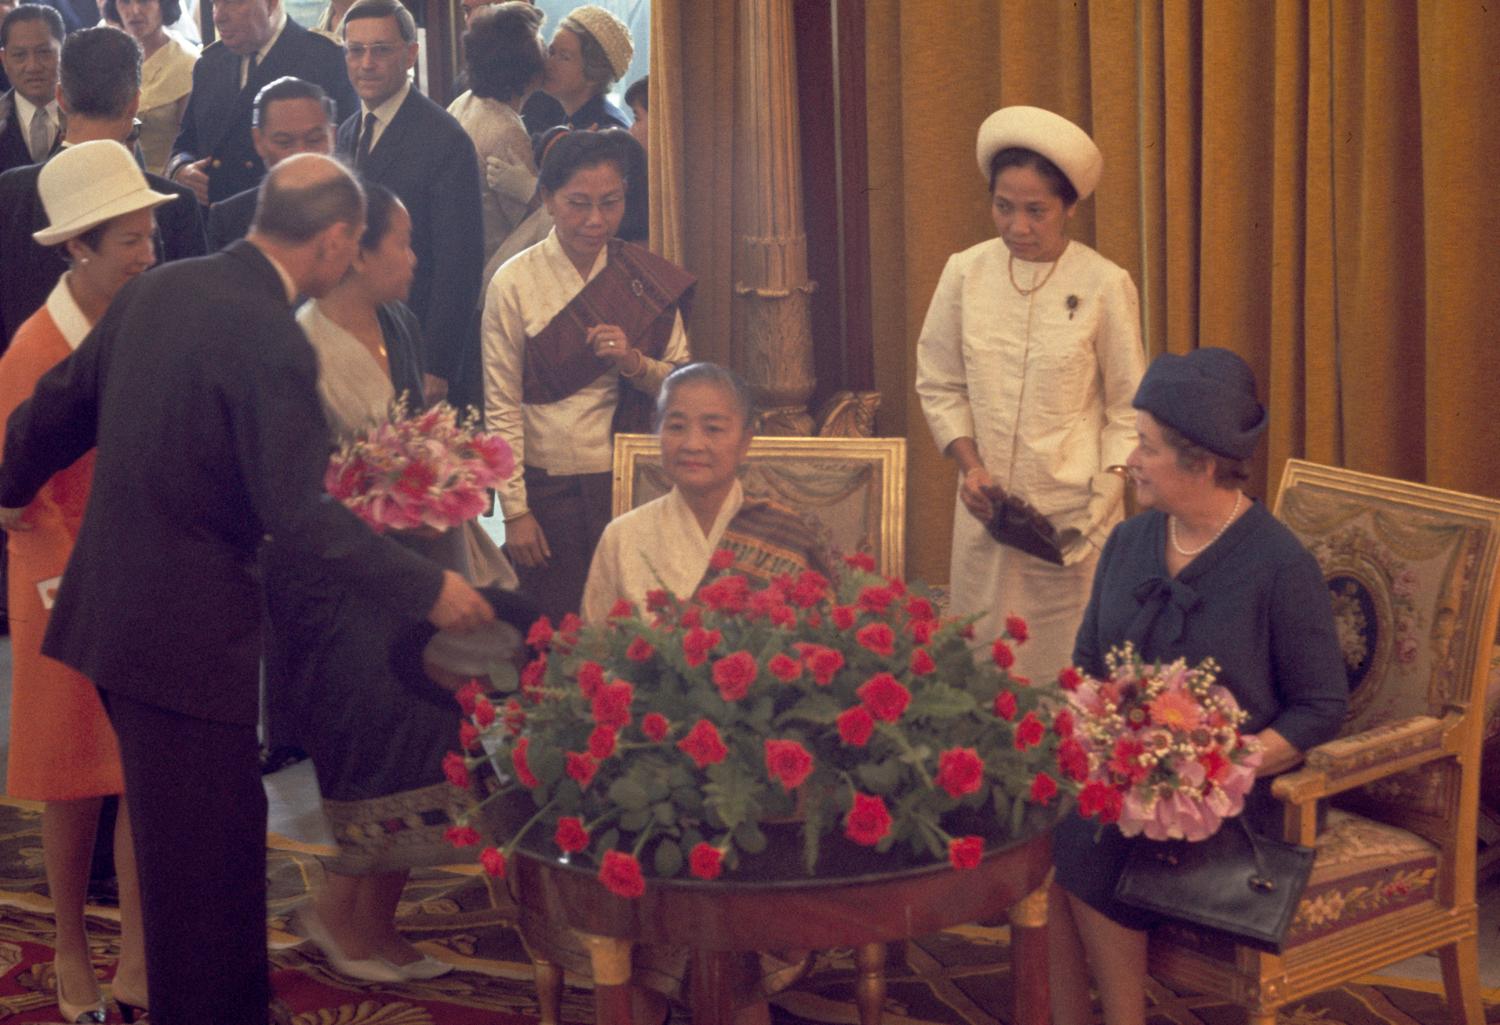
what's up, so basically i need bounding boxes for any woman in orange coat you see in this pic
[0,140,176,1023]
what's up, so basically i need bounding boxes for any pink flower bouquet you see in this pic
[324,401,514,532]
[1064,643,1261,841]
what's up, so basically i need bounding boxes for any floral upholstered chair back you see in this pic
[1274,460,1500,838]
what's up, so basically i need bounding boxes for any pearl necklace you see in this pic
[1169,492,1243,557]
[1007,249,1064,297]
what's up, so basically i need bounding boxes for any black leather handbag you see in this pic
[982,487,1067,565]
[1113,816,1315,952]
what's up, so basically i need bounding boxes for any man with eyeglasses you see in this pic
[207,74,335,248]
[336,0,482,408]
[0,4,64,175]
[0,25,205,348]
[165,0,355,204]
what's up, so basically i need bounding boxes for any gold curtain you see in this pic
[869,0,1500,583]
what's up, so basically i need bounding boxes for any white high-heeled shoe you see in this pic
[292,907,404,984]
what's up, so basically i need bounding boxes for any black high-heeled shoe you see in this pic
[115,997,147,1023]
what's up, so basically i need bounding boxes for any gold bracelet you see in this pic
[502,510,532,524]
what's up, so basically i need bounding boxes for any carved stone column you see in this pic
[732,0,816,436]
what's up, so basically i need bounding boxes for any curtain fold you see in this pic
[867,0,1500,583]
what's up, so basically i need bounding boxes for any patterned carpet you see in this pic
[0,798,1494,1024]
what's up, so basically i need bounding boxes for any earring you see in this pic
[80,257,90,265]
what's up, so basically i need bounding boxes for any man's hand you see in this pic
[173,157,212,205]
[959,466,998,523]
[503,512,550,568]
[0,506,30,531]
[428,570,494,631]
[422,373,449,406]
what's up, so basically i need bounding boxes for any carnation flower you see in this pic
[599,850,646,898]
[909,648,936,676]
[764,739,814,790]
[1004,615,1029,643]
[994,690,1018,721]
[934,747,985,797]
[554,816,589,854]
[948,835,984,870]
[843,552,876,571]
[640,712,670,741]
[682,626,723,667]
[442,751,470,788]
[1029,771,1059,805]
[804,645,845,686]
[711,650,759,702]
[625,636,655,662]
[587,725,617,759]
[526,616,554,649]
[677,719,729,768]
[710,547,736,571]
[768,653,803,682]
[590,679,634,729]
[689,842,724,880]
[566,752,598,788]
[992,639,1015,669]
[856,622,896,657]
[844,792,892,846]
[577,661,605,699]
[836,705,875,746]
[511,736,539,788]
[445,825,481,848]
[1014,712,1046,750]
[479,846,507,878]
[857,673,911,722]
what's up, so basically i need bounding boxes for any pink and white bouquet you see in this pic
[324,401,514,533]
[1063,643,1261,841]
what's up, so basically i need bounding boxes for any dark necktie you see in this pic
[356,111,377,167]
[241,51,258,90]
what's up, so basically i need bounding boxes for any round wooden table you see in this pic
[509,829,1055,1025]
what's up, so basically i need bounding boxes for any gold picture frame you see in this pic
[611,434,907,576]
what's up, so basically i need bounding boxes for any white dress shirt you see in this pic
[12,92,60,159]
[358,79,410,156]
[240,7,287,88]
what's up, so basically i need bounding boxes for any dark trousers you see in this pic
[516,466,613,621]
[102,689,271,1025]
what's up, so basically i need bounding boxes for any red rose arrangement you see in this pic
[324,400,514,533]
[446,555,1075,897]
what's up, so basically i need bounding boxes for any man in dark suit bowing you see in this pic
[166,0,354,205]
[207,74,336,249]
[0,154,495,1025]
[337,0,483,406]
[0,25,206,347]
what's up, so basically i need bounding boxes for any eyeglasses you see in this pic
[345,42,403,60]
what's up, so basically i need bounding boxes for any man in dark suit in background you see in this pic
[0,25,206,347]
[337,0,482,406]
[166,0,354,205]
[207,74,335,249]
[0,4,65,174]
[0,153,494,1025]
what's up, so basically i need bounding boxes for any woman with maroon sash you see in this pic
[481,129,692,619]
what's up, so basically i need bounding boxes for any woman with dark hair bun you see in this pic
[481,126,692,620]
[108,0,198,173]
[448,1,547,269]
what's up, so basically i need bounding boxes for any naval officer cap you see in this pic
[975,105,1103,202]
[1132,347,1268,461]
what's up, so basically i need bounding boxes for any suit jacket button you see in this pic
[211,158,222,167]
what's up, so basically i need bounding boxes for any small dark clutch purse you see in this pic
[982,487,1067,565]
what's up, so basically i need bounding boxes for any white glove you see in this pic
[485,155,537,202]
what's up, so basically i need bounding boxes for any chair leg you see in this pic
[1436,933,1485,1025]
[534,955,564,1025]
[1247,1008,1278,1025]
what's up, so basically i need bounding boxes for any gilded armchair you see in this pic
[1145,459,1500,1025]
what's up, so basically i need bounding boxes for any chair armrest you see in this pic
[1271,712,1461,805]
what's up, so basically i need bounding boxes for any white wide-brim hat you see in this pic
[34,139,178,247]
[561,4,633,81]
[975,105,1103,202]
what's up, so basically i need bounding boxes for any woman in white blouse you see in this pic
[915,106,1145,681]
[109,0,198,174]
[481,129,692,620]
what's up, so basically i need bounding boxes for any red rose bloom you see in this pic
[790,570,830,608]
[992,639,1015,669]
[526,616,554,649]
[443,751,470,788]
[1078,779,1123,822]
[554,816,590,854]
[836,705,875,746]
[857,673,911,722]
[1057,666,1083,691]
[679,606,702,629]
[577,661,605,699]
[764,739,814,790]
[711,650,759,702]
[993,690,1018,721]
[935,746,985,798]
[688,842,724,880]
[856,622,896,657]
[590,679,635,729]
[445,825,481,848]
[1014,712,1045,750]
[768,653,803,683]
[831,605,857,630]
[844,792,892,846]
[455,679,483,715]
[1029,771,1059,805]
[1052,709,1075,739]
[608,598,634,619]
[625,636,655,662]
[479,846,507,877]
[769,604,796,628]
[641,712,670,741]
[677,719,729,768]
[459,722,480,751]
[699,575,750,613]
[682,626,723,667]
[909,619,938,645]
[472,696,496,727]
[1056,737,1089,782]
[511,737,539,788]
[557,612,583,638]
[710,547,736,571]
[905,596,936,621]
[806,646,845,686]
[844,551,876,572]
[1004,615,1029,643]
[599,849,646,898]
[948,835,984,870]
[909,648,936,676]
[857,585,896,614]
[587,725,617,759]
[566,752,598,788]
[645,588,671,612]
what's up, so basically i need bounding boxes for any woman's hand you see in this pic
[503,512,551,568]
[485,155,536,201]
[427,570,495,631]
[588,323,637,366]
